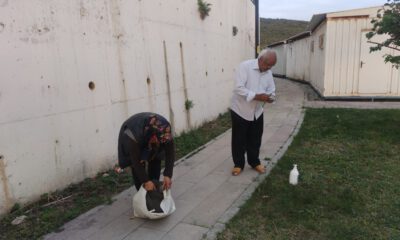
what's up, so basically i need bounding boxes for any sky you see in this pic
[259,0,387,21]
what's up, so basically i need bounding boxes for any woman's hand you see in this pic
[163,176,172,190]
[143,181,156,191]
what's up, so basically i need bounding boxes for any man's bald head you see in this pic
[258,49,277,72]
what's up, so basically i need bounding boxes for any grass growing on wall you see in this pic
[0,112,232,240]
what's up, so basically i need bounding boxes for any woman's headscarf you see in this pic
[143,114,172,149]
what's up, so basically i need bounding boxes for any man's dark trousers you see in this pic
[230,110,263,169]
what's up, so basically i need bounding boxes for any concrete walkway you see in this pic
[43,78,307,240]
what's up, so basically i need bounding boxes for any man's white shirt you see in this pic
[231,59,276,121]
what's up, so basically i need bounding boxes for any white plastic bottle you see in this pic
[289,164,299,185]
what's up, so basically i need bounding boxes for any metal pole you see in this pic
[255,0,260,58]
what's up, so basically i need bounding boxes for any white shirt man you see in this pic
[230,49,277,176]
[231,59,276,121]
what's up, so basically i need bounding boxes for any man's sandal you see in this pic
[254,164,266,174]
[231,167,242,176]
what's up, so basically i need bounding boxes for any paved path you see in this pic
[43,78,307,240]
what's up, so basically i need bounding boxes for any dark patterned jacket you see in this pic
[118,112,175,183]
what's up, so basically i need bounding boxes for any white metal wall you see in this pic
[324,7,400,97]
[324,16,370,96]
[309,23,327,94]
[270,44,286,76]
[286,37,311,81]
[277,6,399,98]
[395,66,400,95]
[0,0,255,215]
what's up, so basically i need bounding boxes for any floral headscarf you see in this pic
[143,115,172,150]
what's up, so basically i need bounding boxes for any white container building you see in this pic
[270,6,400,99]
[268,41,287,77]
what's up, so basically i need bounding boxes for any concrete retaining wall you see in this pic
[0,0,255,215]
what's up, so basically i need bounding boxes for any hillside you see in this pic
[260,18,309,48]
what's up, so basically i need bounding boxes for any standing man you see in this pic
[117,112,175,191]
[230,49,277,176]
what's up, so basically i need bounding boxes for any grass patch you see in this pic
[175,112,231,159]
[218,108,400,240]
[0,112,231,240]
[0,170,131,240]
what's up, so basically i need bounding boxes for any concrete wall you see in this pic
[0,0,255,215]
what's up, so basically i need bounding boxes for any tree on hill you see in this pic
[366,0,400,67]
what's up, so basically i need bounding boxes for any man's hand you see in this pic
[255,93,270,102]
[267,95,275,103]
[144,181,156,191]
[162,176,172,190]
[255,94,275,103]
